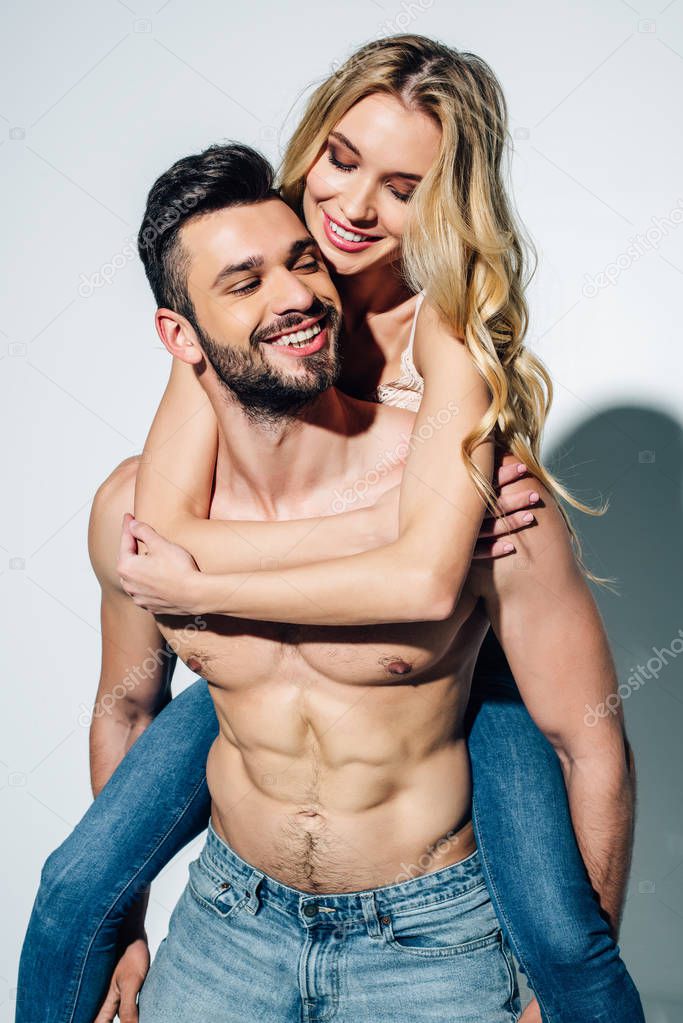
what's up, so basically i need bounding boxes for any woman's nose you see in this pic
[340,180,377,226]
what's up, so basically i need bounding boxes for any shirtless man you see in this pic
[89,145,634,1022]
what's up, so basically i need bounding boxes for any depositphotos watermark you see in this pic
[77,617,207,727]
[584,628,683,726]
[330,400,460,513]
[393,826,466,885]
[330,0,435,76]
[78,234,137,298]
[581,197,683,297]
[78,187,206,298]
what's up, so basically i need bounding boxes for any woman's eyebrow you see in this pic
[329,130,361,157]
[329,130,422,182]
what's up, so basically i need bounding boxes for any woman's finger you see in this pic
[128,519,163,550]
[495,460,529,488]
[472,537,516,560]
[118,514,137,561]
[479,510,536,538]
[492,488,541,516]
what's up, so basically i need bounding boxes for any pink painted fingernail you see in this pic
[503,543,515,553]
[517,464,527,473]
[523,512,535,523]
[529,491,540,502]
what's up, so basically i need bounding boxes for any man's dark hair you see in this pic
[137,142,279,326]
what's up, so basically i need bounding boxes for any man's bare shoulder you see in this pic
[88,455,142,590]
[470,477,583,601]
[340,393,417,477]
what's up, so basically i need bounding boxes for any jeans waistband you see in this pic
[201,819,485,925]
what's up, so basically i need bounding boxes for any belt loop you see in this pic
[360,892,382,939]
[242,868,264,915]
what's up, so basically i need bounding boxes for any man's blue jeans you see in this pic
[138,820,520,1022]
[16,638,644,1023]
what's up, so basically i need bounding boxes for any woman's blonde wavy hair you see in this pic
[278,34,607,580]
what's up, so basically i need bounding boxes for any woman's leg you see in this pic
[16,678,219,1023]
[466,638,644,1023]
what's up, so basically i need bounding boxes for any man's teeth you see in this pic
[271,321,324,347]
[329,219,374,243]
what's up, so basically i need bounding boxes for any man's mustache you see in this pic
[252,301,337,345]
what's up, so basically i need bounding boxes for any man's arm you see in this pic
[472,481,635,935]
[88,456,175,795]
[88,456,175,1023]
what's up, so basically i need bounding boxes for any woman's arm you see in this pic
[135,358,217,521]
[133,361,531,572]
[133,359,399,568]
[127,301,494,626]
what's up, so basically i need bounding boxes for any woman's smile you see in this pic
[321,209,383,252]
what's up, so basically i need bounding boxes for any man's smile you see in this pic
[260,312,330,357]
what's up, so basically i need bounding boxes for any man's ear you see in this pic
[154,309,203,365]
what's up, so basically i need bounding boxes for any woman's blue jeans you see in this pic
[16,636,644,1023]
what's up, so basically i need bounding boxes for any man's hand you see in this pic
[117,513,203,615]
[518,996,543,1023]
[93,938,150,1023]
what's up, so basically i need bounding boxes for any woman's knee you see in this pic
[35,823,130,931]
[35,836,102,923]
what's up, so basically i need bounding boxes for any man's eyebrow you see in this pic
[212,254,263,290]
[212,238,318,290]
[287,237,319,263]
[328,130,422,182]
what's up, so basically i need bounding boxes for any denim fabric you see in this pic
[16,632,644,1023]
[466,663,644,1022]
[138,821,520,1023]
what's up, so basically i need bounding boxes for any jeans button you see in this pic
[303,904,318,917]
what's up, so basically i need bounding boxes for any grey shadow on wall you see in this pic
[547,404,683,1014]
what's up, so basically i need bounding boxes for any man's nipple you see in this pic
[383,658,413,676]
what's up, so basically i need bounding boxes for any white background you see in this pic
[1,1,682,1019]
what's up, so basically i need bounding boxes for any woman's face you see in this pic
[302,93,442,277]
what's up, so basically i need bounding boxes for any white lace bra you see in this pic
[364,290,426,413]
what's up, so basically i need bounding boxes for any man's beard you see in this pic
[196,302,342,425]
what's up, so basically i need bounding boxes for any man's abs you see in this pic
[157,594,488,893]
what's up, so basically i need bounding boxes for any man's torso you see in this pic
[143,401,492,892]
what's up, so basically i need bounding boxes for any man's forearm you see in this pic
[89,708,161,945]
[560,738,636,936]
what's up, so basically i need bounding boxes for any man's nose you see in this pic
[269,268,317,316]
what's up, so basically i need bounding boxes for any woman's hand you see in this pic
[117,513,203,616]
[473,454,542,559]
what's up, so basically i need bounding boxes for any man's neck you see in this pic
[206,381,366,519]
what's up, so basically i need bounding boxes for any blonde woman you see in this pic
[18,36,643,1023]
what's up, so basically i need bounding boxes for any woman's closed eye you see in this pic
[327,146,413,203]
[327,146,356,173]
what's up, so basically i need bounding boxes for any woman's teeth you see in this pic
[329,220,375,243]
[271,322,323,347]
